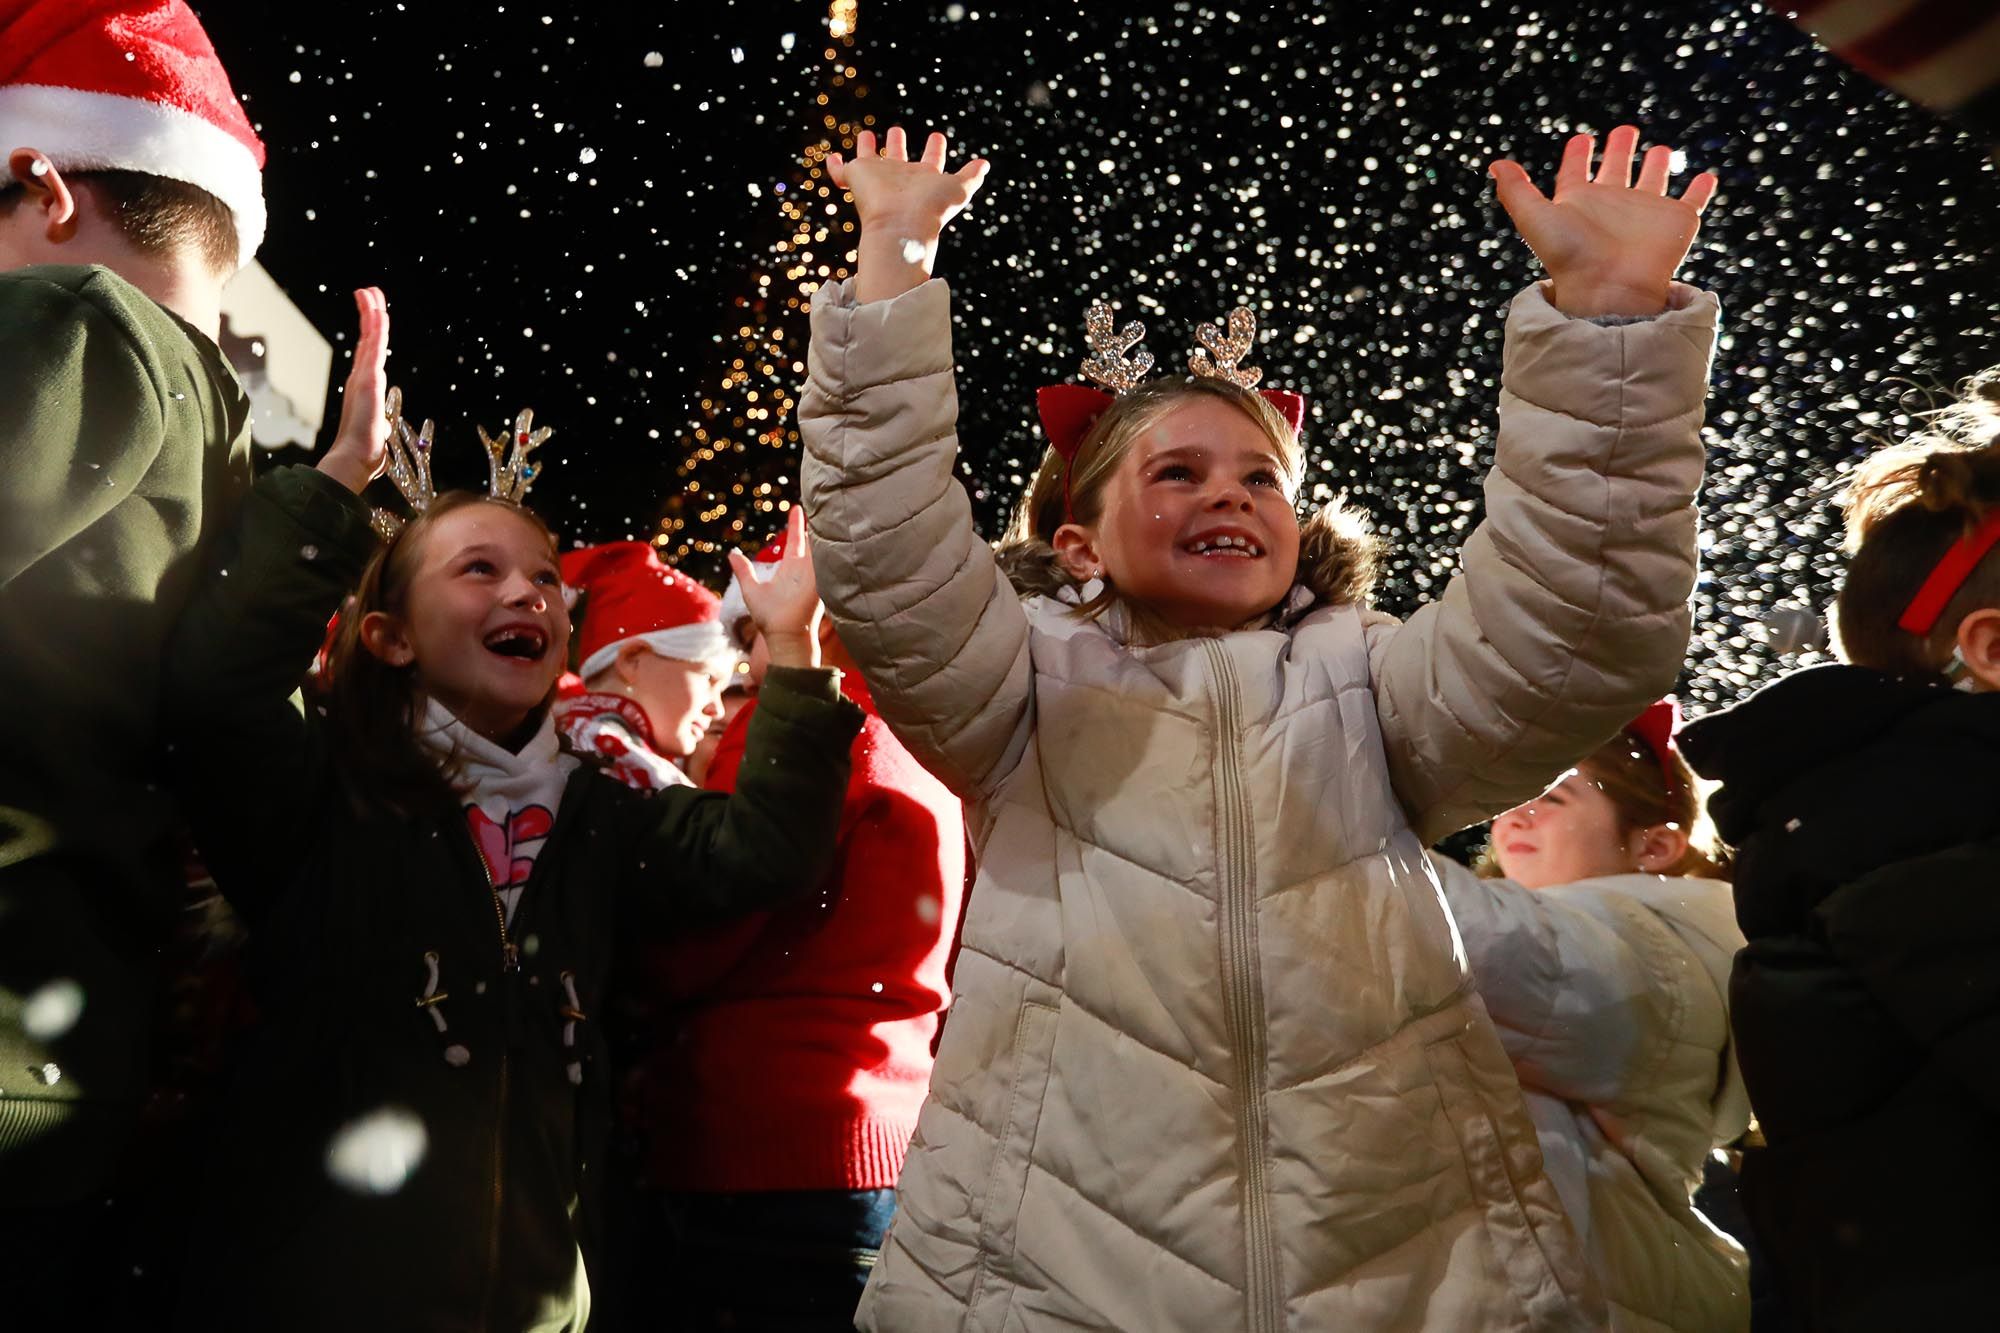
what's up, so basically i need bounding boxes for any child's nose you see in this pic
[1207,479,1254,510]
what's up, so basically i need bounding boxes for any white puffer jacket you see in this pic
[800,276,1718,1331]
[1432,860,1753,1332]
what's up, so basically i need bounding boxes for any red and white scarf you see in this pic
[416,699,579,924]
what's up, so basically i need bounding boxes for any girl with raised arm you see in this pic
[161,294,861,1332]
[802,126,1720,1330]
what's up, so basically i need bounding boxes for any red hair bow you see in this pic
[1626,698,1683,795]
[1035,385,1306,463]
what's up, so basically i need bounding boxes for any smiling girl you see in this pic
[800,124,1720,1331]
[161,292,862,1332]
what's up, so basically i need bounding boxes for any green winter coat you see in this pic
[0,264,251,1197]
[162,466,862,1332]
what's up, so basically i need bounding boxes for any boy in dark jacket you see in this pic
[1679,372,2000,1329]
[0,8,271,1311]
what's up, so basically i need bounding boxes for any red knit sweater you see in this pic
[639,673,964,1192]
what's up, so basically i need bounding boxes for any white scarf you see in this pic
[415,700,580,924]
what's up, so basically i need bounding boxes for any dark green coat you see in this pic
[0,264,251,1196]
[164,467,862,1331]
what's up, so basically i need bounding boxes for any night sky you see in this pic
[195,0,1999,714]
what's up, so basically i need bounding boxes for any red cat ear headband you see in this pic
[1035,304,1308,521]
[1625,698,1683,797]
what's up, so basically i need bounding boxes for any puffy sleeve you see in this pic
[1370,282,1719,842]
[1430,853,1691,1108]
[799,277,1035,798]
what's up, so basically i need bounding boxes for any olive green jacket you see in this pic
[0,264,250,1197]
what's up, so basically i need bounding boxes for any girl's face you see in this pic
[365,504,569,743]
[1064,397,1301,630]
[1490,767,1640,889]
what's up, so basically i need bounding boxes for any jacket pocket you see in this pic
[965,1000,1060,1328]
[1423,1025,1596,1328]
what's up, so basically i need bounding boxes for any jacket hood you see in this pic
[1677,665,2000,844]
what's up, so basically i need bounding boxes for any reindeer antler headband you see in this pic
[1035,302,1308,521]
[369,388,553,539]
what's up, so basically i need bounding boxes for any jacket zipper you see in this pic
[1204,641,1281,1333]
[450,804,539,1324]
[448,772,586,1325]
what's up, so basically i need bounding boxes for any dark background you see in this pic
[196,0,2000,713]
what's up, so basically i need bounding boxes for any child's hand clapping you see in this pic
[317,286,391,494]
[1488,127,1717,318]
[828,127,989,304]
[728,505,824,670]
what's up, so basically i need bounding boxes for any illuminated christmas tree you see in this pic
[653,0,868,578]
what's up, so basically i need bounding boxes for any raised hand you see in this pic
[1488,127,1717,318]
[316,287,391,494]
[728,504,824,670]
[828,126,990,304]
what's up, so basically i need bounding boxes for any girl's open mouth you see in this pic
[1185,534,1265,558]
[483,627,548,661]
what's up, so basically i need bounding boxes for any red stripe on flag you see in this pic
[1845,0,2000,76]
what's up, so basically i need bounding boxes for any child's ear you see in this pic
[1954,608,2000,692]
[613,640,652,685]
[1050,523,1104,582]
[1634,823,1690,875]
[6,149,79,241]
[358,610,416,667]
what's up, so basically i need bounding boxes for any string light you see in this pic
[653,0,869,573]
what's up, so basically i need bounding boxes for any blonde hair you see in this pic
[994,376,1380,623]
[1834,366,2000,675]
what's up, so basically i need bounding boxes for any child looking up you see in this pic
[801,124,1719,1331]
[556,541,740,790]
[160,303,863,1332]
[1678,369,2000,1329]
[1432,707,1751,1332]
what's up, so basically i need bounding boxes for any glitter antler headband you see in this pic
[1079,302,1154,394]
[478,408,551,506]
[1034,302,1310,508]
[369,387,552,539]
[1190,307,1262,389]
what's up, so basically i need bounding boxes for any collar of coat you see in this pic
[1053,579,1321,646]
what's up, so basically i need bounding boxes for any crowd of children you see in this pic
[4,2,1998,1331]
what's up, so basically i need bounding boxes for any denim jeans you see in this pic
[613,1186,897,1332]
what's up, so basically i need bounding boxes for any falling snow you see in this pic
[213,0,1995,714]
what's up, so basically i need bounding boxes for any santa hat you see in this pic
[716,531,789,652]
[0,0,267,269]
[562,542,737,682]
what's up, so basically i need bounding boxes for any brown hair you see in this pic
[1477,728,1727,881]
[1834,367,2000,676]
[0,169,238,274]
[321,492,561,815]
[1583,729,1728,880]
[994,376,1380,626]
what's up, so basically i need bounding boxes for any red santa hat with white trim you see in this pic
[717,530,789,653]
[0,0,267,269]
[562,542,739,682]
